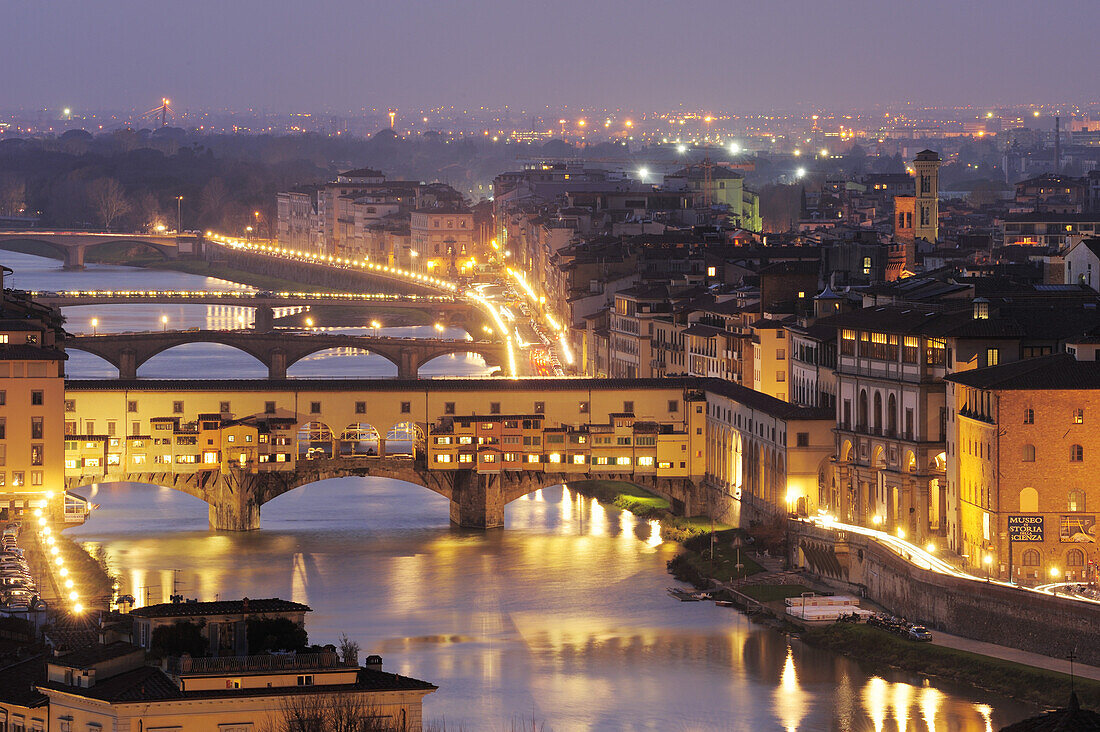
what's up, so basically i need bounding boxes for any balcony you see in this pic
[167,651,351,676]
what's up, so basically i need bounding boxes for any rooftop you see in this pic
[129,598,311,619]
[944,353,1100,390]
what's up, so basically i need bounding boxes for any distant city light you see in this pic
[637,167,649,181]
[728,142,740,154]
[795,167,806,178]
[676,144,687,154]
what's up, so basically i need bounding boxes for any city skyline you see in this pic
[3,0,1098,112]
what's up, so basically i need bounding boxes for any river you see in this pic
[6,251,1034,730]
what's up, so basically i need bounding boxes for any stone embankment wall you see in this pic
[790,521,1100,666]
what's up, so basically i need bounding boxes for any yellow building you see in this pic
[0,274,76,524]
[409,206,476,273]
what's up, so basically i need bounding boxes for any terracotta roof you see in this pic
[129,598,310,619]
[53,642,142,669]
[0,653,48,707]
[944,353,1100,390]
[38,665,435,703]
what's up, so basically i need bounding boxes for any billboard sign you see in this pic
[1008,515,1044,542]
[1059,514,1097,543]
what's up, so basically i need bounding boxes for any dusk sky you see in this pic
[3,0,1097,113]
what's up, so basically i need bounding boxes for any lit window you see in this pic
[458,453,473,463]
[482,453,497,463]
[435,454,452,463]
[616,457,631,466]
[527,454,541,463]
[64,459,77,469]
[548,453,562,463]
[637,456,654,466]
[203,451,218,464]
[572,454,585,464]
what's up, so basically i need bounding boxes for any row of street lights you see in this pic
[89,315,170,335]
[34,505,84,614]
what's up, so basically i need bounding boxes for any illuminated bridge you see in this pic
[31,290,466,310]
[61,377,833,531]
[66,330,509,379]
[0,231,201,269]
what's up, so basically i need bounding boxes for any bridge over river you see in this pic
[66,330,509,378]
[0,231,201,268]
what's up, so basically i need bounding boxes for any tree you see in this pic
[260,693,402,732]
[247,617,308,654]
[150,620,207,658]
[0,174,25,217]
[87,178,132,229]
[338,633,361,666]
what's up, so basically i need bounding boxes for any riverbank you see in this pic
[799,622,1089,710]
[566,479,728,542]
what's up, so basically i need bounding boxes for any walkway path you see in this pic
[931,629,1100,681]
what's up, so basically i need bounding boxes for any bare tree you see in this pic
[87,178,132,230]
[339,633,361,666]
[200,177,231,227]
[260,693,403,732]
[0,174,25,217]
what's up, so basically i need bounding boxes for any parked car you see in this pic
[908,626,933,642]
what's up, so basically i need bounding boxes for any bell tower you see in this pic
[912,149,941,243]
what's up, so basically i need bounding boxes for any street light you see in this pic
[175,196,183,233]
[90,318,98,335]
[160,315,168,331]
[984,553,993,582]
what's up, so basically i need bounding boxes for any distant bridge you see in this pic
[66,330,508,379]
[0,231,201,269]
[32,290,473,329]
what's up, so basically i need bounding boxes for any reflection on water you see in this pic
[69,481,1032,730]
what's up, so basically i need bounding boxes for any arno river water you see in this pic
[6,251,1033,730]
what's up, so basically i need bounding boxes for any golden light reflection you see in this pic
[534,488,544,502]
[618,509,635,548]
[974,703,993,732]
[892,680,913,732]
[865,676,888,732]
[291,552,309,606]
[646,519,663,548]
[589,497,606,536]
[775,645,806,732]
[920,684,944,732]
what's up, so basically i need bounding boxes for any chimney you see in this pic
[364,654,383,672]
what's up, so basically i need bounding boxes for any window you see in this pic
[1068,548,1085,567]
[435,436,453,445]
[1022,444,1035,462]
[623,401,634,413]
[297,675,314,686]
[132,421,140,435]
[1069,490,1085,512]
[31,417,42,440]
[616,457,631,466]
[219,401,230,413]
[1074,409,1084,424]
[445,402,455,415]
[616,437,631,446]
[173,401,184,414]
[30,445,42,466]
[458,453,473,463]
[776,371,785,382]
[776,349,785,360]
[668,400,678,413]
[11,471,24,486]
[29,391,43,406]
[482,454,497,463]
[986,348,999,366]
[579,401,590,414]
[401,401,411,414]
[30,471,41,486]
[64,398,74,412]
[127,400,138,413]
[107,421,116,436]
[637,456,654,466]
[1024,408,1034,424]
[796,432,809,447]
[1071,444,1084,462]
[458,436,473,445]
[572,454,586,464]
[548,453,561,463]
[355,401,366,414]
[1022,549,1040,567]
[265,401,276,414]
[310,402,321,414]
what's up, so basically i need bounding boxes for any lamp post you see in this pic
[90,318,98,336]
[160,315,168,332]
[984,553,993,582]
[175,196,183,234]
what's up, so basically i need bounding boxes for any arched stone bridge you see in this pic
[64,456,693,531]
[66,330,507,378]
[0,231,200,269]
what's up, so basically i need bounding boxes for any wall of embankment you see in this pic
[789,521,1100,666]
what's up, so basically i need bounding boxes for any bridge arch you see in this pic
[339,423,381,456]
[297,421,337,459]
[0,237,70,262]
[285,347,398,379]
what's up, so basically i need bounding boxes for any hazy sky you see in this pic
[3,0,1096,113]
